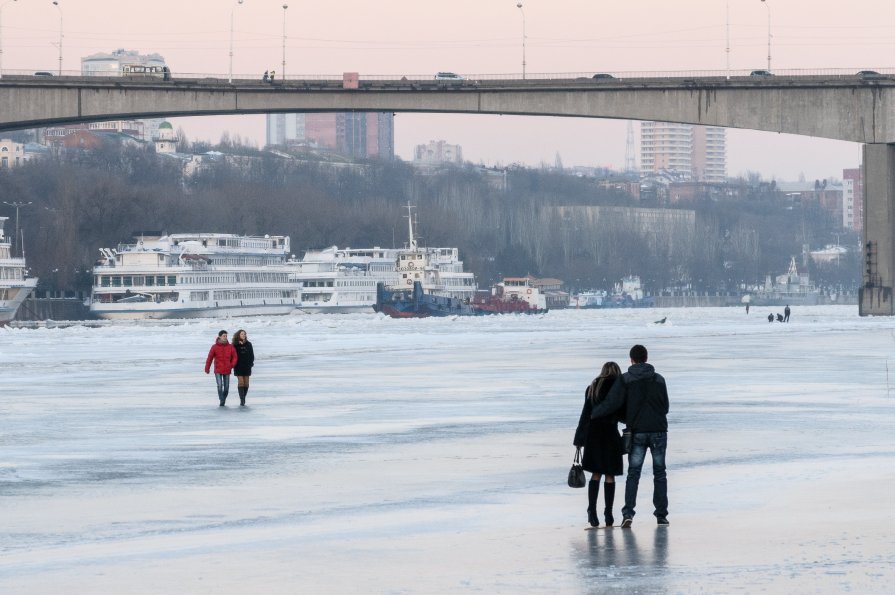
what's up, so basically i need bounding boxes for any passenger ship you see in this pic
[288,206,477,313]
[0,217,38,324]
[90,232,300,319]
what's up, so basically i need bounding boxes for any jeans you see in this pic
[622,432,668,519]
[215,373,230,402]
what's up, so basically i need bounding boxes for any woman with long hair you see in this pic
[231,329,255,407]
[573,361,624,527]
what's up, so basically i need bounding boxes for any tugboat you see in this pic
[374,277,548,318]
[373,281,473,318]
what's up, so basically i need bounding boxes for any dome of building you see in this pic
[158,121,173,130]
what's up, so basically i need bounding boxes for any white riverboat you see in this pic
[288,206,477,313]
[90,232,300,319]
[0,216,38,324]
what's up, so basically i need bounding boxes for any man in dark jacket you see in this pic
[590,344,669,527]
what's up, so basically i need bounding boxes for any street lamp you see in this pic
[228,0,244,83]
[3,200,31,256]
[760,0,771,71]
[516,2,526,80]
[0,0,18,80]
[52,0,62,76]
[281,3,288,80]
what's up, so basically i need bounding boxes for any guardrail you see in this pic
[2,67,894,82]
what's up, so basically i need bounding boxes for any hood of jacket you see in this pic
[626,362,655,381]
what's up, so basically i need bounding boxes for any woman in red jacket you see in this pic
[205,330,238,406]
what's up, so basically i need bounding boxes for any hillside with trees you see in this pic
[0,142,859,295]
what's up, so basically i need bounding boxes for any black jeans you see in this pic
[622,432,668,519]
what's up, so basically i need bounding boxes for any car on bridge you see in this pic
[434,72,465,81]
[857,70,883,80]
[591,73,615,80]
[749,69,774,77]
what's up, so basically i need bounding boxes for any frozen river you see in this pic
[2,306,895,593]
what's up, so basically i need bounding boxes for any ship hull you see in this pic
[92,301,297,320]
[0,279,38,324]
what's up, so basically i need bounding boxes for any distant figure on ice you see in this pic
[205,330,237,407]
[768,313,774,323]
[573,361,624,528]
[745,303,750,314]
[654,316,667,324]
[776,313,784,322]
[262,70,269,83]
[784,305,791,322]
[232,329,255,407]
[590,344,670,528]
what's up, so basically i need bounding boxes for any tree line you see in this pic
[0,141,859,294]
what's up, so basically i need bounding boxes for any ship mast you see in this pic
[405,202,417,251]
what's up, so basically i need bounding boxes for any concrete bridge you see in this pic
[2,73,894,314]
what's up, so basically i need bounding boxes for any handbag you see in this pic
[622,428,633,455]
[567,447,586,488]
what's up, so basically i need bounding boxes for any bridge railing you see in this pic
[2,67,894,82]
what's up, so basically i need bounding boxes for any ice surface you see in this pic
[2,306,895,593]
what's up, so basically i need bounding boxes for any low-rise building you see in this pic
[0,139,28,168]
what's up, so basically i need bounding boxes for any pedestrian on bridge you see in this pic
[262,70,269,83]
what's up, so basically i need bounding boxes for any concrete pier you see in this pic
[860,144,895,315]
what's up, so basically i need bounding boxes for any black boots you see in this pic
[238,386,248,406]
[587,479,600,527]
[603,482,616,527]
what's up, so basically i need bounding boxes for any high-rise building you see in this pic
[265,113,394,160]
[843,167,863,231]
[414,140,463,164]
[640,122,726,182]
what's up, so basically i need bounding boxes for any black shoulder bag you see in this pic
[567,447,586,488]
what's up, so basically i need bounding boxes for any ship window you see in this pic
[167,276,177,285]
[122,276,133,287]
[100,276,110,287]
[156,275,165,286]
[132,276,143,285]
[111,276,122,287]
[145,276,154,286]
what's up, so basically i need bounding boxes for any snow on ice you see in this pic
[2,306,895,593]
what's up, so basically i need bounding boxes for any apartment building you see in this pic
[640,122,726,182]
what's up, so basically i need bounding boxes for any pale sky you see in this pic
[3,0,892,179]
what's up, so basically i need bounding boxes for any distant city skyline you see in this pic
[1,0,888,178]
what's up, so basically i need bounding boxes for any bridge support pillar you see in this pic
[860,144,895,316]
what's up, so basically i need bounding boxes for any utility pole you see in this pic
[281,3,288,80]
[3,200,31,256]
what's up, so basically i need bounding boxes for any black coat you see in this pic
[573,376,624,476]
[591,363,669,433]
[233,340,255,376]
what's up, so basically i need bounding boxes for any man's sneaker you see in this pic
[620,517,633,528]
[657,516,669,526]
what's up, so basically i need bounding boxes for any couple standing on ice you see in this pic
[573,344,670,528]
[204,329,255,407]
